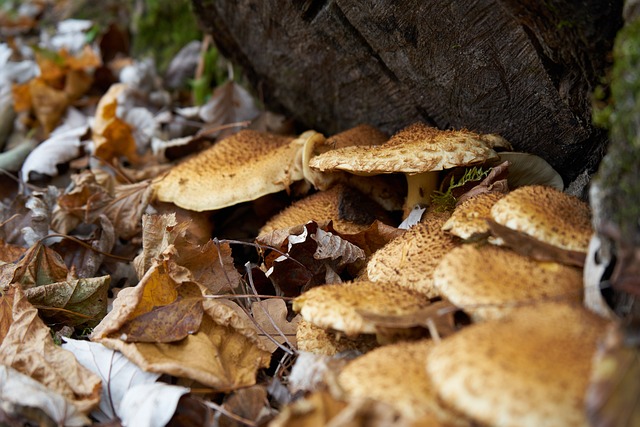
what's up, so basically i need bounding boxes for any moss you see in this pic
[132,0,202,73]
[430,166,490,212]
[593,18,640,243]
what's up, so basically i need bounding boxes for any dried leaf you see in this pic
[93,293,271,390]
[251,299,299,353]
[28,78,69,135]
[61,338,161,423]
[0,240,26,263]
[198,81,260,136]
[0,365,91,427]
[0,285,101,413]
[92,83,138,163]
[269,391,348,427]
[220,385,271,427]
[24,275,110,327]
[329,220,404,258]
[12,243,69,289]
[117,383,190,427]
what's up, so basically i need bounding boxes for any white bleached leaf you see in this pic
[61,338,161,423]
[199,80,260,130]
[0,365,91,427]
[118,383,190,427]
[44,19,93,53]
[21,112,88,181]
[121,107,158,151]
[398,206,426,229]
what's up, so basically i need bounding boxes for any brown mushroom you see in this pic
[441,192,504,239]
[426,302,608,427]
[258,184,393,236]
[432,244,583,321]
[309,122,511,215]
[296,318,378,356]
[366,212,458,298]
[153,129,307,211]
[292,281,432,336]
[490,185,592,252]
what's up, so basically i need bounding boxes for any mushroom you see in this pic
[337,340,469,425]
[490,185,592,252]
[258,183,394,236]
[302,125,405,211]
[292,281,432,336]
[441,192,504,240]
[432,244,583,321]
[152,129,307,211]
[366,212,459,298]
[309,122,511,215]
[426,302,607,427]
[296,318,377,356]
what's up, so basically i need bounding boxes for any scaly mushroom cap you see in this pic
[442,192,504,239]
[338,340,469,424]
[323,124,388,149]
[490,185,592,252]
[366,212,458,297]
[258,184,393,236]
[153,130,305,211]
[433,244,583,321]
[296,318,378,356]
[426,302,607,427]
[309,122,502,175]
[292,281,432,336]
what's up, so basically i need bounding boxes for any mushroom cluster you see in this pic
[151,122,609,426]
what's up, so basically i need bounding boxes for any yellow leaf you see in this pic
[92,83,138,163]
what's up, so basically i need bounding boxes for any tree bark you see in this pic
[191,0,622,185]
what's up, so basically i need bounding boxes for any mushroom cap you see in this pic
[309,122,501,175]
[323,124,388,149]
[432,244,583,321]
[292,281,432,336]
[258,184,393,236]
[338,340,468,424]
[426,302,607,427]
[366,212,458,298]
[490,185,592,252]
[296,318,378,356]
[153,130,305,211]
[442,192,504,239]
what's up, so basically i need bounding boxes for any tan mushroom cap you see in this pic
[296,318,378,356]
[258,184,393,236]
[366,212,458,298]
[426,302,607,427]
[442,192,504,239]
[324,124,389,149]
[433,244,583,321]
[309,122,502,175]
[490,185,592,252]
[338,340,469,425]
[153,129,305,211]
[292,281,432,336]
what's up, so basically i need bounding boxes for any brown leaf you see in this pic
[0,285,101,413]
[0,240,26,263]
[219,386,270,427]
[93,298,271,391]
[328,220,404,258]
[24,276,110,327]
[92,83,138,163]
[269,391,347,427]
[12,243,69,289]
[251,299,299,353]
[487,220,586,267]
[119,296,204,343]
[29,78,69,135]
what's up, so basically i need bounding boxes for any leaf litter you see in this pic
[0,2,623,426]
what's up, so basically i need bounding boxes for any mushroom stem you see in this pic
[404,172,439,217]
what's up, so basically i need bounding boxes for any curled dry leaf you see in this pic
[219,385,271,427]
[92,260,271,390]
[251,298,299,353]
[92,83,138,163]
[12,242,69,289]
[0,285,101,413]
[61,337,161,423]
[0,365,91,427]
[134,213,240,293]
[262,221,366,297]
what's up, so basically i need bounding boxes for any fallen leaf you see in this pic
[12,242,69,289]
[0,240,26,263]
[197,80,260,137]
[61,337,161,423]
[92,83,138,163]
[0,365,91,427]
[24,275,110,327]
[118,383,190,427]
[269,391,347,427]
[28,78,69,135]
[251,299,299,353]
[219,385,271,427]
[0,285,101,413]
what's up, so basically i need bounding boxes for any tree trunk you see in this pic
[191,0,622,186]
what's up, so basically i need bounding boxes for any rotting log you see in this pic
[191,0,622,187]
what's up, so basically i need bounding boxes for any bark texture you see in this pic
[191,0,622,184]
